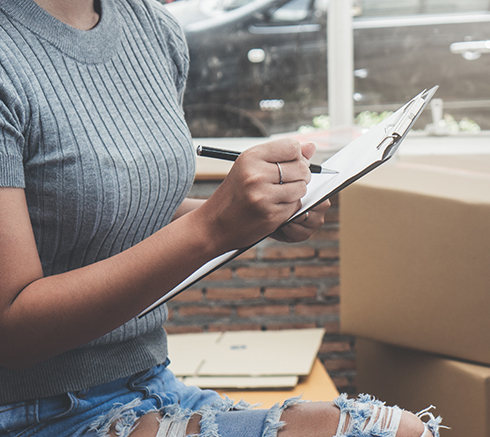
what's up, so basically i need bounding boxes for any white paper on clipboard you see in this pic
[138,86,438,317]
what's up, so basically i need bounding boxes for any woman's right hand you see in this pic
[195,138,312,252]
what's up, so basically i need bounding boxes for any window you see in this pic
[423,0,490,14]
[359,0,420,17]
[358,0,490,17]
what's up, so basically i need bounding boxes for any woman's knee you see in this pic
[278,401,341,436]
[105,412,161,437]
[397,411,431,437]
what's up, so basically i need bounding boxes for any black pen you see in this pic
[196,145,338,175]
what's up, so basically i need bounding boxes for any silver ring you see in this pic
[276,162,283,185]
[302,211,309,223]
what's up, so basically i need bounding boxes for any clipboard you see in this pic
[139,86,438,317]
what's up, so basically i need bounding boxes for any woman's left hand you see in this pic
[269,198,331,243]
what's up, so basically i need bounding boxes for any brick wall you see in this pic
[165,185,357,394]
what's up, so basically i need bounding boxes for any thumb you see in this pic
[301,142,317,160]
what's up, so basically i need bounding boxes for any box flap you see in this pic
[167,329,325,379]
[180,375,299,389]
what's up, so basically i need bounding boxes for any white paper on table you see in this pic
[139,86,438,317]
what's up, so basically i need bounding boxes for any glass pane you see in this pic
[360,0,421,17]
[424,0,490,14]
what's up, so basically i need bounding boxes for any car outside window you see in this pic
[200,0,254,14]
[270,0,311,23]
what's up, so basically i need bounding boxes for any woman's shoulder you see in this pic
[122,0,189,90]
[125,0,186,41]
[123,0,188,64]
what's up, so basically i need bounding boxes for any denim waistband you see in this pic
[0,360,171,435]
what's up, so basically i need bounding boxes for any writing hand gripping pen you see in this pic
[196,145,338,175]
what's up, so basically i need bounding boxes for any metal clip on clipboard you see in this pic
[376,88,436,161]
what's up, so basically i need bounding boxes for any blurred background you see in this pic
[163,0,490,137]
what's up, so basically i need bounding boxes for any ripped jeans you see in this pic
[0,361,443,437]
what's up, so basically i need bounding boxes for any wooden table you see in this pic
[216,359,339,408]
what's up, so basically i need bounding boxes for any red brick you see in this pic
[262,246,315,260]
[265,322,317,330]
[320,284,340,298]
[202,268,233,281]
[237,305,290,318]
[318,246,339,259]
[310,229,339,241]
[294,265,339,278]
[208,324,262,332]
[332,376,350,389]
[294,303,339,316]
[264,286,317,300]
[319,341,351,354]
[164,325,204,334]
[235,248,258,260]
[235,266,290,279]
[322,321,340,334]
[323,359,357,372]
[324,208,339,223]
[178,306,232,317]
[171,289,203,302]
[206,287,261,300]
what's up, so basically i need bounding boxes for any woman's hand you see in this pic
[269,199,331,243]
[269,141,331,242]
[195,138,312,252]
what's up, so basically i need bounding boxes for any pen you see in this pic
[196,145,338,175]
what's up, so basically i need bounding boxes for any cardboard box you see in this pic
[355,338,490,437]
[167,329,325,388]
[340,155,490,365]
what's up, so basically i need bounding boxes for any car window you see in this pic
[269,0,311,22]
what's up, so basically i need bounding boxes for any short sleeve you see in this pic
[151,1,190,104]
[0,65,26,188]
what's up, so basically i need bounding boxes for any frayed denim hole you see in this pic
[193,396,257,437]
[196,404,220,437]
[156,414,191,437]
[415,406,447,437]
[261,395,307,437]
[333,394,403,437]
[89,398,141,437]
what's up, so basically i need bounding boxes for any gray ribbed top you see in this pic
[0,0,194,403]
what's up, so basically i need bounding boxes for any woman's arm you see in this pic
[171,198,206,221]
[0,138,319,370]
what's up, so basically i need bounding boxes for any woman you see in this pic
[0,0,442,436]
